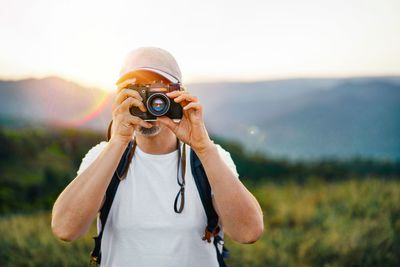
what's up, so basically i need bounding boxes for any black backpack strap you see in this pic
[190,148,229,267]
[89,139,135,265]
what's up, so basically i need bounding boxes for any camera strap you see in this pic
[174,138,186,213]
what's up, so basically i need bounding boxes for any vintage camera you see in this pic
[126,82,183,121]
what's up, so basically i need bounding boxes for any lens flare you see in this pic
[50,91,112,128]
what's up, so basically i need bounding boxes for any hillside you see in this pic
[0,76,399,160]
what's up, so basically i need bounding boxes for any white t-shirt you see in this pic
[77,140,240,267]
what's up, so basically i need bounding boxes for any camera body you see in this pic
[126,82,183,121]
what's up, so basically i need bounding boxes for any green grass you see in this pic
[0,212,96,267]
[1,178,400,267]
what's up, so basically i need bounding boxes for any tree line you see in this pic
[0,127,399,214]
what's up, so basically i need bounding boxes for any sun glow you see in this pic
[0,0,399,91]
[49,91,113,128]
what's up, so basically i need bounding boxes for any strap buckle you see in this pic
[89,255,99,265]
[202,226,220,243]
[214,235,224,246]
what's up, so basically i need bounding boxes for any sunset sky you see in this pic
[0,0,399,91]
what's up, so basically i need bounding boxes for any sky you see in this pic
[0,0,399,91]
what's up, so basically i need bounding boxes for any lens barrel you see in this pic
[146,93,171,117]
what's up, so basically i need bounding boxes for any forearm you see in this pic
[51,138,127,241]
[194,142,264,243]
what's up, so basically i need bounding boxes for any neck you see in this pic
[135,128,178,155]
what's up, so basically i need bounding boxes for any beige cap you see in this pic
[116,47,182,84]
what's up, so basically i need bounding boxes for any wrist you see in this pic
[193,139,217,158]
[109,136,132,148]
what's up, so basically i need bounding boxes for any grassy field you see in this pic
[1,178,399,267]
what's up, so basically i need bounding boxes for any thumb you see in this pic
[157,116,178,132]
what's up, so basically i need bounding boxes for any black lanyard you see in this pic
[126,136,186,213]
[174,138,186,213]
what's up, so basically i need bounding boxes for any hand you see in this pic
[157,90,214,153]
[110,82,152,145]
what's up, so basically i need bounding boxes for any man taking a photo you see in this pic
[51,47,264,266]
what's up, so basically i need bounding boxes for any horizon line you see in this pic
[0,72,400,91]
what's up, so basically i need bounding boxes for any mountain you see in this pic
[190,78,400,159]
[0,76,113,130]
[0,76,399,160]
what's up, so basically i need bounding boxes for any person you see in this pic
[51,47,264,266]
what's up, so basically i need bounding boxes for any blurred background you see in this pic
[0,0,399,266]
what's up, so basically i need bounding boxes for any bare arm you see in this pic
[51,139,128,241]
[196,143,264,244]
[51,80,152,242]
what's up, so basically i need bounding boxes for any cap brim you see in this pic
[116,67,179,85]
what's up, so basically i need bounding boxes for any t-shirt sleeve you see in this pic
[211,144,240,197]
[216,144,240,179]
[76,141,108,176]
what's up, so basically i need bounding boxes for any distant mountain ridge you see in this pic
[0,76,399,160]
[0,76,113,130]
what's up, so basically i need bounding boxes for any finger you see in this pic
[174,93,198,104]
[115,95,146,113]
[115,89,143,105]
[114,97,145,115]
[116,78,137,91]
[156,116,178,132]
[166,90,188,98]
[183,102,202,111]
[126,114,152,128]
[119,96,146,113]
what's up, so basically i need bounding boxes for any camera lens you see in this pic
[152,98,165,112]
[146,93,170,116]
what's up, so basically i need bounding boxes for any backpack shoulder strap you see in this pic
[190,147,229,267]
[90,140,134,265]
[190,148,219,233]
